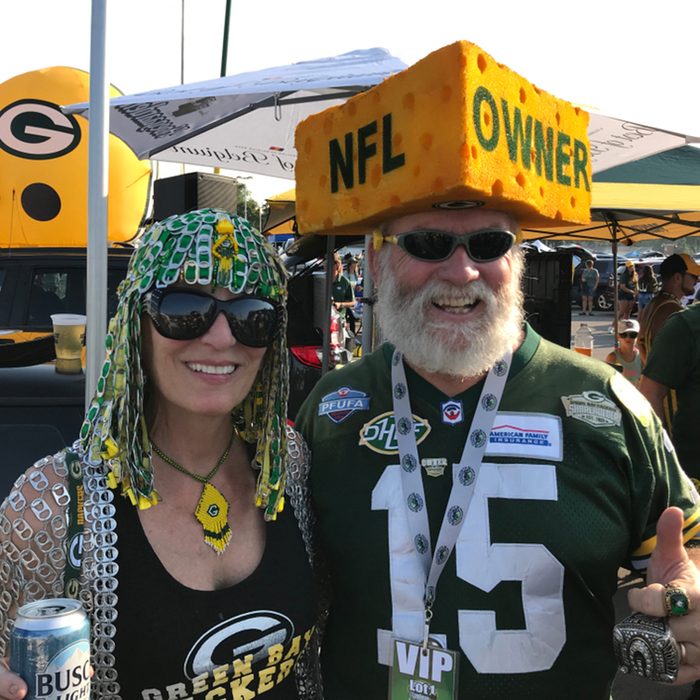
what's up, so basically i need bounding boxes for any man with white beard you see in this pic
[372,210,525,385]
[295,205,700,699]
[293,40,700,700]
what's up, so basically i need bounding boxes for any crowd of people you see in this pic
[1,40,700,700]
[579,251,700,498]
[579,251,700,490]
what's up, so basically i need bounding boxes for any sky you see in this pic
[2,0,699,204]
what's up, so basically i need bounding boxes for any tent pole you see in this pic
[321,235,335,375]
[607,215,620,343]
[361,233,375,355]
[85,0,109,405]
[220,0,232,77]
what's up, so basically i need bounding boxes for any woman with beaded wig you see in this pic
[0,209,324,699]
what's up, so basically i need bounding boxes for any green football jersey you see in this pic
[643,303,700,478]
[296,325,700,699]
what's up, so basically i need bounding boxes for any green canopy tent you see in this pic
[523,145,700,335]
[524,145,700,244]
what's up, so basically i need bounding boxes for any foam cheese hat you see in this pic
[294,40,592,235]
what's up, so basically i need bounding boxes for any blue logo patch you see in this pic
[318,386,371,424]
[441,399,463,425]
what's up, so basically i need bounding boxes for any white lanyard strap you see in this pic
[390,349,511,606]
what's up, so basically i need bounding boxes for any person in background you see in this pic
[637,264,658,312]
[579,258,600,316]
[617,260,638,321]
[331,252,356,335]
[640,302,700,485]
[0,209,324,700]
[605,318,643,386]
[638,253,700,364]
[345,255,361,289]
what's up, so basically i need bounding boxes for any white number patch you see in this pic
[372,462,565,674]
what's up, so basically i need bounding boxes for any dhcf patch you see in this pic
[441,399,464,425]
[317,386,370,424]
[358,411,431,454]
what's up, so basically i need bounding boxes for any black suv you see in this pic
[0,243,346,495]
[0,247,133,496]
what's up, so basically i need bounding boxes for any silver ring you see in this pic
[613,612,681,683]
[680,642,687,666]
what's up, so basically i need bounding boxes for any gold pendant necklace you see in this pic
[151,429,235,555]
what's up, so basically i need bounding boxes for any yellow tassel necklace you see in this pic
[151,429,235,555]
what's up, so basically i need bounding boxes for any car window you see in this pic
[25,264,128,329]
[27,271,69,325]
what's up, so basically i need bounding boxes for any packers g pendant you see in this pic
[194,483,232,554]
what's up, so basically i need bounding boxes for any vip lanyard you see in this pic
[390,349,511,624]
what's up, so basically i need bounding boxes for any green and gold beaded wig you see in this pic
[79,208,289,521]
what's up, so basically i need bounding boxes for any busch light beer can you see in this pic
[10,598,90,699]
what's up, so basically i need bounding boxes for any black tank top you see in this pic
[112,490,316,699]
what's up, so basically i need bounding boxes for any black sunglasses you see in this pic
[391,228,516,263]
[619,332,638,339]
[145,289,282,347]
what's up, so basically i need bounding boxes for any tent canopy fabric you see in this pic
[63,49,408,180]
[524,145,700,243]
[264,188,297,235]
[62,51,700,180]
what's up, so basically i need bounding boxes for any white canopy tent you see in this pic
[66,46,408,392]
[65,47,408,180]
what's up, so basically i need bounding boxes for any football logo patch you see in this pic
[317,386,370,424]
[441,399,463,425]
[358,411,431,454]
[561,391,621,428]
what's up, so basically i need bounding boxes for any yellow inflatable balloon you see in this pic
[0,66,151,247]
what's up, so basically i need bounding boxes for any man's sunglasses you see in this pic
[388,228,516,263]
[619,332,638,339]
[144,289,282,347]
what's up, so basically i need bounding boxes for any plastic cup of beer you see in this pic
[50,314,86,374]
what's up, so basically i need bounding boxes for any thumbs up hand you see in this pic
[627,507,700,684]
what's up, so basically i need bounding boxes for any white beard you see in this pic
[374,251,524,378]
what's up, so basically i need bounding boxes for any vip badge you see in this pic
[390,638,459,700]
[317,386,371,424]
[441,399,463,425]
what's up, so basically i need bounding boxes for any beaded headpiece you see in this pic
[79,208,289,521]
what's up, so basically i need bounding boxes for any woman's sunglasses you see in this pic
[619,332,638,339]
[145,289,282,347]
[389,228,516,263]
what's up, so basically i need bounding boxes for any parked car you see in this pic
[0,246,134,497]
[0,238,361,494]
